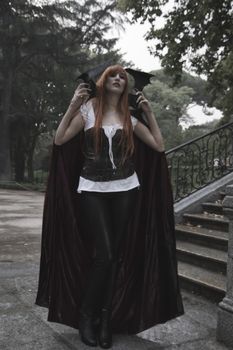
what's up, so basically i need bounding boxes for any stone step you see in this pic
[202,202,223,215]
[176,240,227,274]
[183,213,229,232]
[176,224,228,251]
[178,261,226,302]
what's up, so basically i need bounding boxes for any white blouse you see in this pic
[77,100,140,193]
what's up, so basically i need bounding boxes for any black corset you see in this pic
[80,128,135,181]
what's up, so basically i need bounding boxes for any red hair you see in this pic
[92,65,134,165]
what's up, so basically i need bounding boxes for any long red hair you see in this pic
[92,65,134,165]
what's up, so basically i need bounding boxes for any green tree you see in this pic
[144,76,194,149]
[0,0,123,181]
[152,69,211,106]
[182,120,219,144]
[118,0,233,119]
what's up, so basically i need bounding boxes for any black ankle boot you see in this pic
[98,309,112,349]
[79,310,97,347]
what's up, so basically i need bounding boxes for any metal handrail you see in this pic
[166,121,233,155]
[166,121,233,202]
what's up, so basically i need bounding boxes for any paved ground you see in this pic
[0,188,230,350]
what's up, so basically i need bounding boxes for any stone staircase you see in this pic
[176,191,228,302]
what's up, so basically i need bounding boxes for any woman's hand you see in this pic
[134,91,164,152]
[136,91,153,115]
[69,83,91,110]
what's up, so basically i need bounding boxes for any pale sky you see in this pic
[114,22,161,72]
[112,21,223,126]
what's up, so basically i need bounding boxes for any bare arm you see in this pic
[54,83,90,145]
[54,109,85,145]
[133,92,165,152]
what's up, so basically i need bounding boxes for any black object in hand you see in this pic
[76,60,114,99]
[125,68,154,92]
[125,68,154,125]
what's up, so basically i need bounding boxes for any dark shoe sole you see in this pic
[80,334,97,347]
[99,341,112,349]
[98,334,112,349]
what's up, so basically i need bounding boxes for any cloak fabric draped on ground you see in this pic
[35,130,184,334]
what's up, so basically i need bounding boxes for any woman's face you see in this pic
[105,71,127,95]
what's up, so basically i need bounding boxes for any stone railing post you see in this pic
[217,184,233,348]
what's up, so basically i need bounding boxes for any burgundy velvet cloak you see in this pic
[35,130,184,334]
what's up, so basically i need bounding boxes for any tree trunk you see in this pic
[0,71,13,181]
[14,139,26,182]
[27,134,38,182]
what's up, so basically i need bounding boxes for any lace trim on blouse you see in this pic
[80,100,138,170]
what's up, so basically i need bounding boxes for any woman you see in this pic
[35,65,184,348]
[55,65,164,347]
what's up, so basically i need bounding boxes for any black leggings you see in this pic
[80,187,139,317]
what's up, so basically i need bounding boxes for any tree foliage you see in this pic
[144,73,194,149]
[118,0,233,118]
[0,0,124,181]
[143,69,218,149]
[151,69,210,106]
[182,120,219,144]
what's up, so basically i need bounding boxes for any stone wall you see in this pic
[217,184,233,348]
